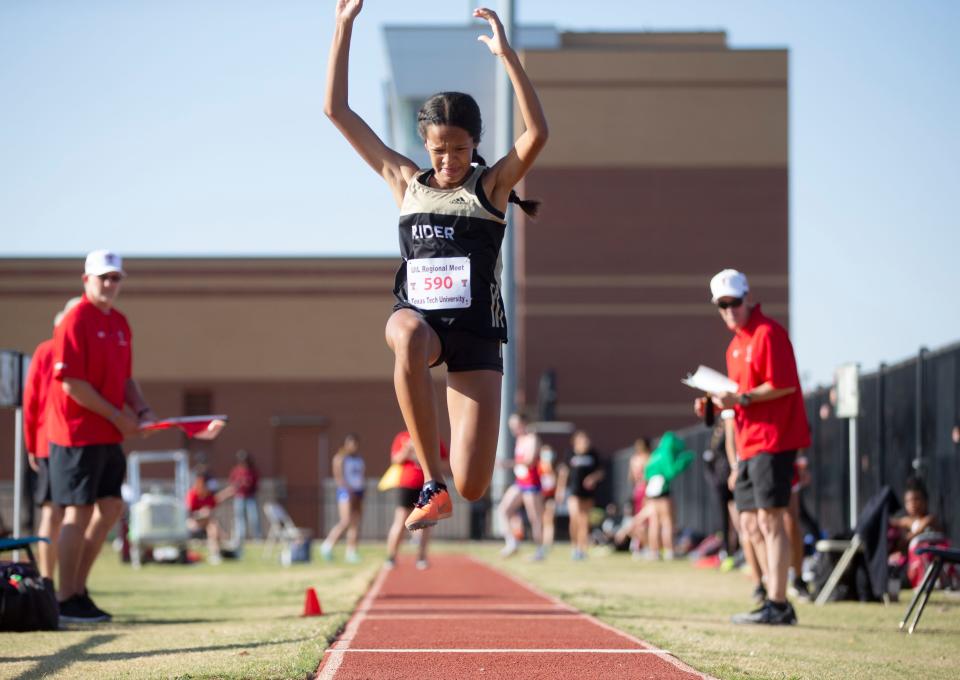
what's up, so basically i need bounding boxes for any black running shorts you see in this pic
[393,486,421,509]
[734,450,797,512]
[49,443,127,506]
[393,305,504,373]
[33,456,52,507]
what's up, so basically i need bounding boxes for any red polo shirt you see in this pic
[186,487,217,513]
[23,338,55,458]
[47,295,133,447]
[726,305,810,459]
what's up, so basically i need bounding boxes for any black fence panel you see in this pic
[624,341,960,547]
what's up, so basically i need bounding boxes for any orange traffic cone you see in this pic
[303,587,322,617]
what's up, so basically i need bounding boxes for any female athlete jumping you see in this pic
[325,1,548,529]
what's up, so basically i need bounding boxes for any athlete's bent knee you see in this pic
[455,476,489,502]
[387,317,433,361]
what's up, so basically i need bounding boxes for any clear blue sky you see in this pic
[2,1,958,387]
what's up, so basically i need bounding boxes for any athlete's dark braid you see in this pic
[417,92,541,218]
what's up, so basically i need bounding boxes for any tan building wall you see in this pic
[0,258,451,534]
[512,34,789,452]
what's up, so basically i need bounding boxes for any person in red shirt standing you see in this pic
[47,250,158,623]
[383,431,449,570]
[23,296,81,583]
[695,269,810,625]
[228,450,262,544]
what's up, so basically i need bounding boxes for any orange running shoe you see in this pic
[405,485,453,531]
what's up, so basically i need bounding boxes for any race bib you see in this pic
[406,257,471,310]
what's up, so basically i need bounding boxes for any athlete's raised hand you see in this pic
[335,0,362,23]
[474,7,511,57]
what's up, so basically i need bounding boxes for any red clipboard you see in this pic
[140,415,228,440]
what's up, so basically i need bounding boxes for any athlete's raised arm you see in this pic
[324,0,418,206]
[474,7,549,210]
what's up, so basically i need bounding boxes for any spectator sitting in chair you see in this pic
[889,477,948,588]
[185,468,234,564]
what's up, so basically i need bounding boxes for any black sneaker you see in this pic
[731,600,797,625]
[751,582,767,604]
[58,595,109,623]
[80,590,113,621]
[791,577,812,602]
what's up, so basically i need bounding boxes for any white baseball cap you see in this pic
[84,250,125,276]
[710,269,749,303]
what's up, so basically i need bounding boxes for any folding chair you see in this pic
[814,486,899,605]
[261,501,311,560]
[899,546,960,633]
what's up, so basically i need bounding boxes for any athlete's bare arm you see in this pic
[332,452,346,488]
[473,7,549,210]
[325,0,419,207]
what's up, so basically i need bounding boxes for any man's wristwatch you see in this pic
[737,393,752,407]
[137,407,153,419]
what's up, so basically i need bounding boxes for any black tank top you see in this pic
[393,165,508,341]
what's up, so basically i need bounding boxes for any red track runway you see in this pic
[316,554,715,679]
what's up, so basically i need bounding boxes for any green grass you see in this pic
[0,544,379,680]
[2,542,957,680]
[456,543,960,680]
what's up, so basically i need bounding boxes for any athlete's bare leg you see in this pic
[346,496,363,553]
[57,504,94,600]
[785,492,804,576]
[740,510,768,583]
[76,496,123,595]
[521,491,545,546]
[445,369,502,501]
[542,498,557,549]
[657,498,675,554]
[386,310,445,483]
[418,526,431,562]
[498,484,523,549]
[324,498,353,549]
[386,506,408,560]
[37,503,64,581]
[758,507,789,603]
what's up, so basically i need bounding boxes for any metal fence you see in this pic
[614,341,960,546]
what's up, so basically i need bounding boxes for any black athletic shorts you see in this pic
[49,443,126,506]
[393,486,421,509]
[392,304,504,373]
[33,456,52,507]
[734,450,796,512]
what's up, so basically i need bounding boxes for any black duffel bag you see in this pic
[0,538,59,631]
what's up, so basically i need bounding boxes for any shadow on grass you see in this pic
[9,634,118,680]
[109,617,222,625]
[7,633,315,679]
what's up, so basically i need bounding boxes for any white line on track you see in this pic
[316,566,390,680]
[324,648,671,654]
[470,556,720,680]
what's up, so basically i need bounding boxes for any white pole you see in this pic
[13,407,24,545]
[848,417,858,530]
[491,0,515,536]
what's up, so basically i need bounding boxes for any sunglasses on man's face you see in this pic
[716,298,743,310]
[98,273,124,283]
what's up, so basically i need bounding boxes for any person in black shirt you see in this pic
[558,430,604,560]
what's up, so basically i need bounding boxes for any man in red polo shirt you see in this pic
[23,297,82,584]
[696,269,810,625]
[47,250,157,623]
